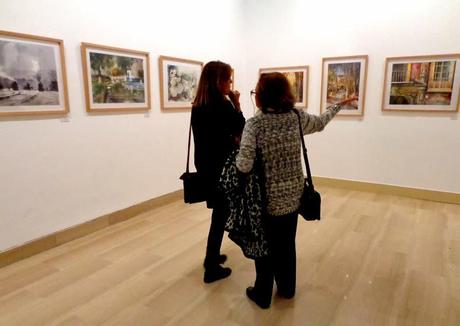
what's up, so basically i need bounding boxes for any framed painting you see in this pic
[81,42,151,113]
[158,55,203,110]
[0,30,69,116]
[320,55,368,116]
[259,66,308,108]
[382,54,460,112]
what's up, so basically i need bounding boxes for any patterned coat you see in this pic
[236,106,341,216]
[219,149,269,259]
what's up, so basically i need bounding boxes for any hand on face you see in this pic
[228,90,240,103]
[228,90,241,111]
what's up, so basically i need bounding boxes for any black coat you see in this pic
[191,99,245,208]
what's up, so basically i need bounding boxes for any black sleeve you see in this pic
[191,101,245,180]
[191,106,210,173]
[227,103,245,137]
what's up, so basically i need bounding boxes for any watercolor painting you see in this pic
[159,56,202,110]
[0,30,68,116]
[383,54,460,112]
[81,43,150,112]
[260,66,308,108]
[321,56,368,116]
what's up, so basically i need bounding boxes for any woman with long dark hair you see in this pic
[191,61,245,283]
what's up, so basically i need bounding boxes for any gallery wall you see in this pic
[0,0,243,251]
[1,0,459,251]
[238,0,460,193]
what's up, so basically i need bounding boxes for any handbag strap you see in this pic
[185,117,192,174]
[292,109,315,191]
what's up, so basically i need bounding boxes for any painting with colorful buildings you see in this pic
[383,55,460,112]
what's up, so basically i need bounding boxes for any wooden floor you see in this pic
[0,186,459,325]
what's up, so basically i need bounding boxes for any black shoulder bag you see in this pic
[179,118,207,204]
[292,109,321,221]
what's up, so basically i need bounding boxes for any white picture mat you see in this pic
[259,66,308,108]
[160,59,201,109]
[383,58,460,111]
[0,36,66,112]
[321,57,367,116]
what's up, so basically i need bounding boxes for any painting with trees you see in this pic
[0,30,69,116]
[81,43,150,112]
[259,66,309,108]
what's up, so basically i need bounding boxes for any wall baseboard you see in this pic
[313,176,460,205]
[1,179,458,269]
[0,190,183,268]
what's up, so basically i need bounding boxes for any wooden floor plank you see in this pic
[0,186,459,325]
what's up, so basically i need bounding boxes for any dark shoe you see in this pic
[203,254,227,268]
[246,286,270,309]
[204,265,232,283]
[277,290,295,299]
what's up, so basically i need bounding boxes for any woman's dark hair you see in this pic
[193,61,232,107]
[255,72,296,113]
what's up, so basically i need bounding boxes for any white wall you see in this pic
[1,0,459,251]
[238,0,460,192]
[0,0,242,250]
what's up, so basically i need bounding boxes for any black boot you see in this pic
[204,265,232,283]
[246,286,270,309]
[277,289,295,299]
[203,254,227,268]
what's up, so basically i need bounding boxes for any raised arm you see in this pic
[300,97,357,135]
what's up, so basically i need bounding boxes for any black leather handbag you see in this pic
[292,109,321,221]
[179,119,207,204]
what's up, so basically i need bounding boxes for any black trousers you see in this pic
[204,195,228,267]
[253,211,298,303]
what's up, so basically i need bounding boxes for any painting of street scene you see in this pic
[321,56,367,116]
[326,62,361,110]
[167,64,199,102]
[88,51,145,104]
[0,37,64,111]
[389,61,456,106]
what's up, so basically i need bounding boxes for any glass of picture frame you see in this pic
[382,54,460,112]
[0,30,69,117]
[81,42,151,113]
[320,55,368,116]
[259,66,309,108]
[158,55,203,111]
